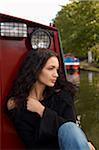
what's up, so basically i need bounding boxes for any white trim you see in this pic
[64,62,80,65]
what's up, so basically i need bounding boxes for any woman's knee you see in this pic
[58,122,90,150]
[58,122,77,138]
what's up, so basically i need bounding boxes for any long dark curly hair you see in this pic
[6,48,76,108]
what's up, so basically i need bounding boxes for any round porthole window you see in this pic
[30,29,51,50]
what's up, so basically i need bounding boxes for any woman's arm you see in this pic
[7,94,76,138]
[27,92,76,137]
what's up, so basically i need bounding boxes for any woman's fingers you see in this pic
[88,142,96,150]
[7,99,16,110]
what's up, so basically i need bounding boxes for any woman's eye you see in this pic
[47,66,59,71]
[48,67,53,70]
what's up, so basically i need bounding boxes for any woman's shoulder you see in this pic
[54,88,74,105]
[6,100,40,128]
[55,88,72,96]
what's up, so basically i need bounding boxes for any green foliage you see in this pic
[53,0,99,59]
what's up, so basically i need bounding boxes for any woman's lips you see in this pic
[51,79,56,83]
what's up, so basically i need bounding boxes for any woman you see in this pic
[6,48,95,150]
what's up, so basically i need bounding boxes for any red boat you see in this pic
[64,54,80,73]
[0,13,66,149]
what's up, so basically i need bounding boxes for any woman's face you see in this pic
[37,56,59,87]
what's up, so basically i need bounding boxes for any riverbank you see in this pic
[80,60,99,72]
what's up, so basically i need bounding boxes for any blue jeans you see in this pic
[58,122,90,150]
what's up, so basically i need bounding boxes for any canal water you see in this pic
[67,70,99,150]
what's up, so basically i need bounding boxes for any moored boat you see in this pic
[64,54,80,73]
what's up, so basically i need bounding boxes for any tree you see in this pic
[53,0,99,59]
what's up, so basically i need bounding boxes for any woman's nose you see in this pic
[54,70,59,77]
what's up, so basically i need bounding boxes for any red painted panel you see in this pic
[0,13,64,149]
[1,39,27,149]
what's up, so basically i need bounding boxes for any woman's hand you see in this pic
[7,98,16,110]
[27,97,45,117]
[88,142,96,150]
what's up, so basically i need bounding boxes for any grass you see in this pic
[80,60,99,72]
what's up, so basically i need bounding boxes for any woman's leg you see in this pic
[58,122,90,150]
